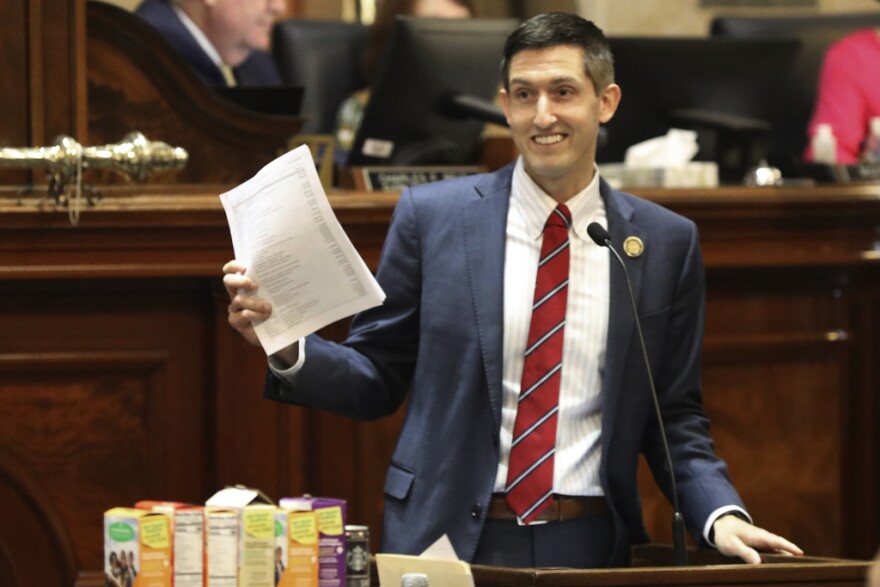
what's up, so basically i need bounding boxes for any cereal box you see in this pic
[279,497,346,587]
[104,507,172,587]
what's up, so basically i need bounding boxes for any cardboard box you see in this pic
[276,509,319,587]
[279,497,346,587]
[239,504,277,587]
[205,509,238,587]
[136,501,205,587]
[206,486,277,587]
[104,507,172,587]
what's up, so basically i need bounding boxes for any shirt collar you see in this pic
[511,156,604,242]
[172,3,225,68]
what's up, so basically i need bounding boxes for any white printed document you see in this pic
[220,144,386,355]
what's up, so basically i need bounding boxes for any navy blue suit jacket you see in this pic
[265,164,744,566]
[135,0,281,87]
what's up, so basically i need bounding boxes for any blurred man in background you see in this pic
[136,0,285,86]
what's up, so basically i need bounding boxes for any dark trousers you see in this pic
[471,510,615,569]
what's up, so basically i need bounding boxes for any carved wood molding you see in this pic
[0,450,78,587]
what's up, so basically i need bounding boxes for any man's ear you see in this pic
[598,83,621,124]
[499,88,512,126]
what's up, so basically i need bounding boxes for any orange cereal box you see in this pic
[135,501,205,587]
[276,509,319,587]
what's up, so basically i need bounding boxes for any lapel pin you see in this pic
[623,236,644,258]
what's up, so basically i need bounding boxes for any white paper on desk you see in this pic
[220,144,385,355]
[420,535,460,561]
[376,554,473,587]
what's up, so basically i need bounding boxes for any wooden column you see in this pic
[0,0,86,184]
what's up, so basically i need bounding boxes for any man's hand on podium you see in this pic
[712,514,804,564]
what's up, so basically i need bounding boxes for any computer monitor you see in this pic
[347,16,519,167]
[215,86,304,117]
[600,37,800,182]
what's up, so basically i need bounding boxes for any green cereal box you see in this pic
[105,507,172,587]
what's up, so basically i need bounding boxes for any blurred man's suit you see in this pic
[135,0,281,87]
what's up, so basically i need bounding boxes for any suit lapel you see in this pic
[463,167,513,432]
[599,181,647,469]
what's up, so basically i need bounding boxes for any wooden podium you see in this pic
[414,546,872,587]
[3,182,880,587]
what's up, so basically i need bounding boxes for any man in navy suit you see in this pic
[135,0,283,87]
[224,12,801,568]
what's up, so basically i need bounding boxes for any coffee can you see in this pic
[345,525,370,587]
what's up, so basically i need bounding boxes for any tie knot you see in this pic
[545,204,572,230]
[220,64,237,87]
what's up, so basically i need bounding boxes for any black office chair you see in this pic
[273,19,369,135]
[711,12,880,174]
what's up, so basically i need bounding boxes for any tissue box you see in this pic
[600,162,719,189]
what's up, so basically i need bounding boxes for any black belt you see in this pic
[487,494,608,522]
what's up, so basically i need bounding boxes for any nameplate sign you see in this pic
[345,166,485,192]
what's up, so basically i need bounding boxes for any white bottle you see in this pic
[812,123,837,165]
[861,117,880,163]
[401,574,428,587]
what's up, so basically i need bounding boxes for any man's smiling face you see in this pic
[501,44,620,201]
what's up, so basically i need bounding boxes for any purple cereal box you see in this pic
[279,497,346,587]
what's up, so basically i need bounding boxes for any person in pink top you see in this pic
[805,27,880,164]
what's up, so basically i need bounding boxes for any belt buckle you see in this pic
[516,496,556,526]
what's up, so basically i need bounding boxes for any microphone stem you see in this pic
[605,241,688,567]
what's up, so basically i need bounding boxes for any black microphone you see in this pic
[587,222,688,567]
[445,94,509,127]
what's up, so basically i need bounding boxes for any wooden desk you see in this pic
[1,183,879,586]
[471,546,872,587]
[365,546,872,587]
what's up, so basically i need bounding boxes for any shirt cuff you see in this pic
[267,338,306,383]
[703,505,752,546]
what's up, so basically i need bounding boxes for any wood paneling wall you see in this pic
[0,0,85,186]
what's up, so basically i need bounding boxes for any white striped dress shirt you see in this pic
[493,158,609,496]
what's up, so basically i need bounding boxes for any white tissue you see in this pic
[624,128,699,168]
[599,128,717,188]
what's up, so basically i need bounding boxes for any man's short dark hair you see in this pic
[501,12,615,95]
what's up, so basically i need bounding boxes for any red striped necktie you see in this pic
[505,204,572,524]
